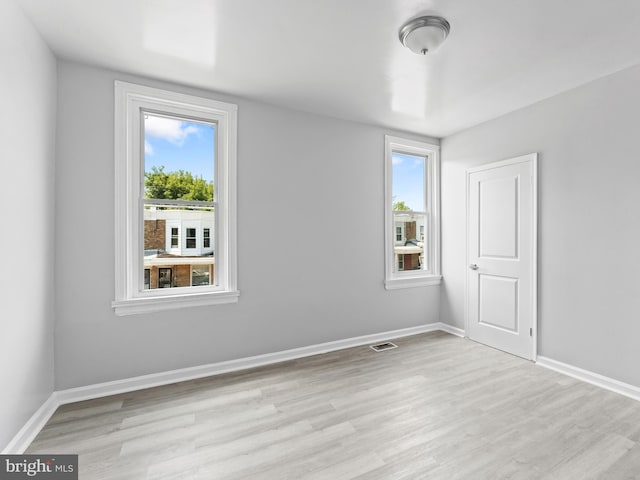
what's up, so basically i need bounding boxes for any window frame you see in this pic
[384,135,441,289]
[113,81,238,315]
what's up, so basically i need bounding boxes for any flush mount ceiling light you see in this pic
[399,16,451,55]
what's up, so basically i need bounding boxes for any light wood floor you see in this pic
[27,332,640,479]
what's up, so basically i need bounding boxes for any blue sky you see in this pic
[144,114,215,182]
[392,153,425,211]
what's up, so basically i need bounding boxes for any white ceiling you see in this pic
[16,0,640,137]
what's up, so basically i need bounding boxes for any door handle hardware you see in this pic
[469,264,479,270]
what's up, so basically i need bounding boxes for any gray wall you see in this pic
[0,0,56,450]
[440,65,640,387]
[54,61,440,390]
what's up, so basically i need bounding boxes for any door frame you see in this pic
[464,153,538,360]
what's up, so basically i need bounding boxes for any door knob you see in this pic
[469,264,479,270]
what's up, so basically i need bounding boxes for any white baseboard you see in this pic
[2,323,465,454]
[2,393,59,455]
[55,323,442,405]
[537,356,640,402]
[435,322,465,337]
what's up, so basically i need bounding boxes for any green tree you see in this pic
[145,166,213,201]
[393,200,411,211]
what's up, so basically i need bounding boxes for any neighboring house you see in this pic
[143,207,215,288]
[394,215,425,271]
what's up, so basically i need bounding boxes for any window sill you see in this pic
[384,275,442,290]
[112,290,240,316]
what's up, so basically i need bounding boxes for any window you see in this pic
[395,226,403,243]
[186,228,197,249]
[170,227,179,248]
[113,81,238,315]
[192,264,211,286]
[384,135,441,289]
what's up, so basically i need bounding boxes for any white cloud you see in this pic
[392,156,403,165]
[144,115,200,145]
[144,140,154,155]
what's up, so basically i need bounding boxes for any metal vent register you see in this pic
[369,342,398,352]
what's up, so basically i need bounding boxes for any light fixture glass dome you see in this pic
[399,16,450,55]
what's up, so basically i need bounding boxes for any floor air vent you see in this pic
[369,342,398,352]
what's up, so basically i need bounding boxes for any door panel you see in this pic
[479,176,518,259]
[467,154,536,360]
[479,274,518,333]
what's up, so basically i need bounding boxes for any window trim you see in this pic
[113,81,238,315]
[384,135,441,289]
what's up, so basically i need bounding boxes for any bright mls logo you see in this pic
[0,455,77,479]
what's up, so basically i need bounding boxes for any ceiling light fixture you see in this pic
[399,16,450,55]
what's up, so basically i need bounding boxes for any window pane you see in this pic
[144,208,215,288]
[192,265,211,286]
[142,112,216,290]
[392,153,425,212]
[393,212,426,272]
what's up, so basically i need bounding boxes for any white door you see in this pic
[466,154,537,360]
